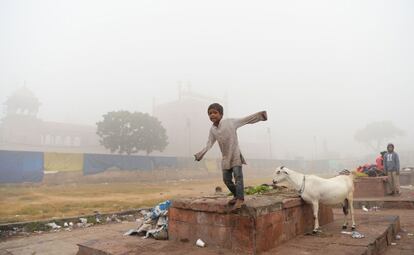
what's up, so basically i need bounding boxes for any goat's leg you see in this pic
[349,193,356,230]
[342,199,349,229]
[312,202,320,233]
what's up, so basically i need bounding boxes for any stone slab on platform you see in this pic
[399,171,414,186]
[74,210,403,255]
[354,177,388,198]
[263,213,401,255]
[353,189,414,210]
[169,194,334,254]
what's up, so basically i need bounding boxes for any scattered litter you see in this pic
[125,215,135,222]
[125,201,171,240]
[96,218,101,223]
[407,233,413,236]
[362,205,369,212]
[140,209,150,216]
[109,214,121,223]
[145,200,171,220]
[63,222,69,227]
[144,225,168,240]
[106,217,111,223]
[396,235,401,240]
[76,218,93,228]
[69,222,74,227]
[351,231,365,239]
[137,223,153,233]
[391,242,397,246]
[124,229,139,236]
[342,230,365,239]
[196,239,206,247]
[157,216,167,227]
[46,222,61,229]
[371,206,380,211]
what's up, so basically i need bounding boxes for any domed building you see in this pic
[0,87,103,153]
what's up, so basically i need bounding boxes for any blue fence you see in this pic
[0,149,358,183]
[0,150,44,183]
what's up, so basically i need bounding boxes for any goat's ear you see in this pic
[281,166,285,170]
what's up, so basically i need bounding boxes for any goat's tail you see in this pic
[342,198,349,215]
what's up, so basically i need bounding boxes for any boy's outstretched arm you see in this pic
[233,111,267,129]
[194,130,216,161]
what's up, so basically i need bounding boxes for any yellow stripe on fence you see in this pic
[44,152,84,172]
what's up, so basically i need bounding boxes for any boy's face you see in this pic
[387,146,394,153]
[208,109,222,125]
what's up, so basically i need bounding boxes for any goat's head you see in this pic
[272,166,289,184]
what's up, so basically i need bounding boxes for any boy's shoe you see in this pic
[231,199,245,211]
[228,197,237,205]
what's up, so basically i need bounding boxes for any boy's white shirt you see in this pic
[195,111,267,170]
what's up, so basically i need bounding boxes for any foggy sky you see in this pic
[1,0,413,159]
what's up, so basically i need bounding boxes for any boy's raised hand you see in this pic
[194,154,201,161]
[261,111,268,121]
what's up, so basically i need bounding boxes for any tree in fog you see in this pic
[354,121,404,152]
[96,111,168,155]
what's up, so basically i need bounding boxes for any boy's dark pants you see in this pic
[223,166,244,200]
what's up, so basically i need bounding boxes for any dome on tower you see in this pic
[4,86,41,117]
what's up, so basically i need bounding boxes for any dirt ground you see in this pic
[0,172,271,224]
[1,208,413,255]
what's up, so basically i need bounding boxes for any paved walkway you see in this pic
[1,209,413,255]
[0,222,137,255]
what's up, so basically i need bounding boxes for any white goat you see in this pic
[272,166,356,233]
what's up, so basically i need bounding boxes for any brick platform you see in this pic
[354,177,389,198]
[168,194,333,254]
[399,171,414,186]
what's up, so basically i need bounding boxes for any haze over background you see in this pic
[1,0,413,159]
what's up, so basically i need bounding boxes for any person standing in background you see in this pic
[384,143,400,195]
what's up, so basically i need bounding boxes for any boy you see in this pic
[384,143,400,195]
[194,103,267,209]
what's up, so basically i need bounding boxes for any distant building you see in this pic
[0,86,268,159]
[0,87,103,153]
[153,85,227,157]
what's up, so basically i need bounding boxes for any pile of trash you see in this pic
[124,200,171,240]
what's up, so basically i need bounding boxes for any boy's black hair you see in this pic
[387,143,394,149]
[208,103,224,115]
